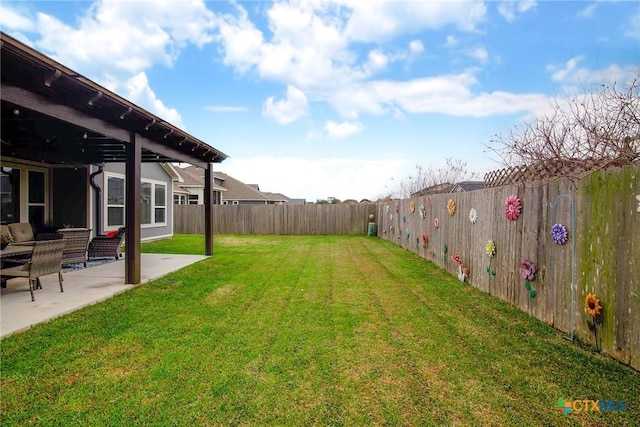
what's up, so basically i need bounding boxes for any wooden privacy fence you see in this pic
[377,165,640,370]
[174,204,377,235]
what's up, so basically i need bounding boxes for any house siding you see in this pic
[93,163,173,240]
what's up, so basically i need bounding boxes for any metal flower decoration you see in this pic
[419,204,426,220]
[585,292,603,351]
[520,259,537,297]
[434,217,440,229]
[447,199,456,216]
[551,223,568,245]
[504,194,522,221]
[485,240,496,258]
[469,208,478,224]
[520,259,537,281]
[585,293,602,317]
[410,200,416,213]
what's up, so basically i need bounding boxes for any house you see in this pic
[172,166,303,205]
[411,181,484,197]
[0,32,228,284]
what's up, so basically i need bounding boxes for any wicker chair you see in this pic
[88,227,125,260]
[57,228,92,267]
[0,239,65,301]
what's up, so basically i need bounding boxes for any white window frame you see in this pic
[188,194,199,205]
[104,172,125,229]
[103,173,168,230]
[0,159,50,224]
[232,201,239,205]
[174,194,187,205]
[144,178,167,228]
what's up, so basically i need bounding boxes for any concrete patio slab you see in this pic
[1,253,207,338]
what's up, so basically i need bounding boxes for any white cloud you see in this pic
[330,72,550,118]
[324,121,365,139]
[343,0,487,41]
[468,47,489,64]
[0,5,36,31]
[205,106,249,113]
[262,85,309,125]
[547,57,634,88]
[578,3,597,18]
[221,156,406,201]
[124,72,185,129]
[1,1,215,129]
[497,0,537,23]
[409,40,424,54]
[625,10,640,40]
[445,35,458,47]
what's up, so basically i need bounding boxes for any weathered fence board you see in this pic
[377,165,640,370]
[175,204,377,236]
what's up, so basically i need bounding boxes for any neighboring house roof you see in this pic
[215,172,271,202]
[262,192,290,203]
[172,184,190,195]
[411,181,484,197]
[173,165,226,192]
[173,166,297,203]
[450,181,484,192]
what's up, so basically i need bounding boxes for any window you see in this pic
[188,194,199,205]
[140,180,166,226]
[28,170,46,226]
[105,174,166,228]
[106,175,125,227]
[0,163,48,225]
[232,201,239,205]
[141,182,152,225]
[154,183,166,224]
[1,167,20,223]
[173,194,186,205]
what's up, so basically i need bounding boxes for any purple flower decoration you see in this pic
[551,223,568,245]
[520,259,537,281]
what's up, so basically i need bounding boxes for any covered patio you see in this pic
[1,32,227,285]
[1,253,207,337]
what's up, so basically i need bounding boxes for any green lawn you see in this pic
[1,235,638,426]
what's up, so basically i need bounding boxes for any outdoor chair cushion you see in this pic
[8,223,35,243]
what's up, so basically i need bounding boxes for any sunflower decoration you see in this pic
[551,223,568,245]
[504,194,522,221]
[410,200,416,213]
[485,239,496,276]
[447,199,456,216]
[469,208,478,224]
[585,293,602,317]
[434,217,440,229]
[419,204,427,220]
[585,292,603,351]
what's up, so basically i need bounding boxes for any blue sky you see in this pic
[1,1,638,201]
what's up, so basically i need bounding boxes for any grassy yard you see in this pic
[1,235,638,426]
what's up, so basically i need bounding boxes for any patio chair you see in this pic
[88,227,125,260]
[57,228,92,267]
[0,239,65,301]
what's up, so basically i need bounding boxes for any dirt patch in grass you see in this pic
[204,283,245,305]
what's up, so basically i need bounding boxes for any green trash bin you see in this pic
[367,222,377,236]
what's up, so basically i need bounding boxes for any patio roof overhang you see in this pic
[0,32,228,168]
[0,32,221,283]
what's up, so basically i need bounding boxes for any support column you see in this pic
[204,162,214,256]
[125,132,141,284]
